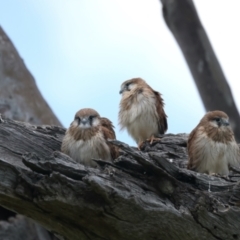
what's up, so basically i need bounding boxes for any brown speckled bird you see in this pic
[187,110,240,175]
[118,77,167,149]
[61,108,118,168]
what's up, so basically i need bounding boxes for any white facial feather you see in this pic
[79,117,100,129]
[209,121,218,128]
[128,83,136,91]
[92,118,100,127]
[79,122,91,129]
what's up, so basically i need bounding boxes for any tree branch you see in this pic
[0,117,240,240]
[159,0,240,142]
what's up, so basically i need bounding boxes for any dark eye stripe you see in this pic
[89,115,98,122]
[75,116,80,124]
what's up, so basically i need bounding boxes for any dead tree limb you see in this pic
[159,0,240,142]
[0,117,240,240]
[0,26,61,125]
[0,26,62,239]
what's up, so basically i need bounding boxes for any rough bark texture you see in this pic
[0,26,62,239]
[0,117,240,240]
[0,26,61,126]
[0,215,53,240]
[159,0,240,142]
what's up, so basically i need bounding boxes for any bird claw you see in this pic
[138,136,162,150]
[209,172,229,180]
[147,136,162,145]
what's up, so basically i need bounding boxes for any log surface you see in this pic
[0,117,239,240]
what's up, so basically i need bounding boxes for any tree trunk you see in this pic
[159,0,240,142]
[0,26,62,240]
[0,117,239,240]
[0,27,61,125]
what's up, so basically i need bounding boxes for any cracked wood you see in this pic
[0,118,239,239]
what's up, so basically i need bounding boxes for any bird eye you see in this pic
[125,82,132,91]
[89,115,95,121]
[214,117,221,122]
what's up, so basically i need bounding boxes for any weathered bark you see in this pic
[0,117,239,240]
[0,26,61,125]
[0,215,53,240]
[0,26,62,239]
[159,0,240,142]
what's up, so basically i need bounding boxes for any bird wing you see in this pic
[187,126,198,170]
[100,117,119,160]
[61,130,70,155]
[153,90,168,134]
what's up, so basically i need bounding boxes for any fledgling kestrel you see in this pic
[118,77,167,149]
[61,108,118,168]
[187,110,240,175]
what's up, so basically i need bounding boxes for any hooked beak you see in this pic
[119,86,127,94]
[220,118,229,126]
[81,118,88,125]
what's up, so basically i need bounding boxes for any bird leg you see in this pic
[147,135,162,145]
[138,135,162,150]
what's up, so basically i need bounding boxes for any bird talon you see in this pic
[147,136,162,145]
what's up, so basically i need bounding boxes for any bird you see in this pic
[61,108,118,168]
[118,77,167,149]
[187,110,240,175]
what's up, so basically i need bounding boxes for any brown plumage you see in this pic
[187,110,240,175]
[118,77,167,149]
[61,108,118,167]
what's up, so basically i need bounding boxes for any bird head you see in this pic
[205,111,230,129]
[73,108,100,129]
[119,78,146,94]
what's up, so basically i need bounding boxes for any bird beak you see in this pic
[81,118,88,125]
[119,85,127,94]
[221,118,229,126]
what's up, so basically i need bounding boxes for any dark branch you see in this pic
[159,0,240,142]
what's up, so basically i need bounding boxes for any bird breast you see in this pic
[119,91,159,142]
[191,130,240,175]
[62,131,112,168]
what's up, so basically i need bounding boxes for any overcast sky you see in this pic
[0,0,239,146]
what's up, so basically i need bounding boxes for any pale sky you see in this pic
[0,0,239,146]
